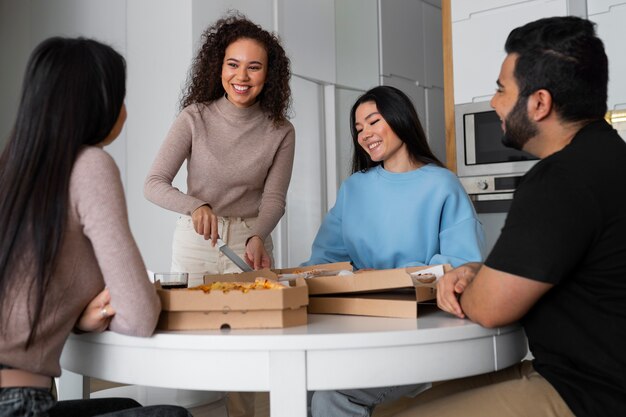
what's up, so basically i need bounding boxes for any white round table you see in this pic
[60,308,527,417]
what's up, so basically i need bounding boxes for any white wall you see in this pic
[125,0,193,273]
[0,0,127,162]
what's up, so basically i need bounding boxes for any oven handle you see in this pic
[470,192,514,201]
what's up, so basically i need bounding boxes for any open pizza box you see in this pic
[273,261,353,278]
[304,264,452,319]
[156,269,308,330]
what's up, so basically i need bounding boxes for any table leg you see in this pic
[268,350,307,417]
[57,369,90,400]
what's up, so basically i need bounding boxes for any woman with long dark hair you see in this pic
[0,37,188,417]
[304,86,485,417]
[304,85,484,270]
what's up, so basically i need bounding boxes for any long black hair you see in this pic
[350,86,443,173]
[0,37,126,346]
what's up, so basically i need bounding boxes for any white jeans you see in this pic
[170,215,271,417]
[171,215,274,286]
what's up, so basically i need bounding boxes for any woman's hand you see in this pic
[244,235,271,270]
[192,204,218,245]
[436,262,482,319]
[76,288,115,332]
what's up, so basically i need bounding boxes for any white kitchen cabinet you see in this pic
[335,87,363,186]
[379,0,425,83]
[588,1,626,110]
[426,87,446,164]
[281,75,327,267]
[451,0,586,104]
[424,1,444,88]
[335,0,379,90]
[588,0,625,14]
[277,0,336,84]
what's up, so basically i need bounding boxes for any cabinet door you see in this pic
[426,87,446,164]
[277,0,335,84]
[379,0,425,83]
[335,0,379,90]
[335,88,364,185]
[588,1,626,109]
[278,76,326,267]
[424,2,444,88]
[452,0,571,104]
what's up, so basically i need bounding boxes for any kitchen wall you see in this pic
[0,0,445,271]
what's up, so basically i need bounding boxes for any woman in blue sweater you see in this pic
[306,85,485,417]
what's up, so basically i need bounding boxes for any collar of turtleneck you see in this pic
[215,95,264,122]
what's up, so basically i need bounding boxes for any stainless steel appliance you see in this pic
[455,100,538,212]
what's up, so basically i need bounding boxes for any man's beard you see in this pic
[502,95,538,151]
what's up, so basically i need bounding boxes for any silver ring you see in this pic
[100,307,108,318]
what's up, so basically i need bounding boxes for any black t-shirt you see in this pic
[486,120,626,417]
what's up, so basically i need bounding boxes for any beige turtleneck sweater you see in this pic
[0,147,161,377]
[144,97,295,240]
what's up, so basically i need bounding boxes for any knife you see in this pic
[216,238,253,272]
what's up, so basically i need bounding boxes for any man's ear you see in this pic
[527,89,552,121]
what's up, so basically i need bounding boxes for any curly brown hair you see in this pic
[180,12,292,126]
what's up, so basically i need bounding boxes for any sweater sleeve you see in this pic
[301,184,351,266]
[144,109,209,215]
[427,183,485,267]
[74,149,160,337]
[250,124,295,240]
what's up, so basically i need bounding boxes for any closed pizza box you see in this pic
[306,264,451,318]
[156,269,308,330]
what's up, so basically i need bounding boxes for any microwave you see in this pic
[454,101,538,212]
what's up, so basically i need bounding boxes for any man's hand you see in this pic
[436,262,482,318]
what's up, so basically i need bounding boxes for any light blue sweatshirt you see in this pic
[302,164,485,270]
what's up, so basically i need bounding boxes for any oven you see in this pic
[455,100,538,213]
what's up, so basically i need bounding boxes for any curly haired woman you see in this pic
[144,12,293,417]
[145,12,295,276]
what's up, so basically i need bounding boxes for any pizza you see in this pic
[189,278,286,294]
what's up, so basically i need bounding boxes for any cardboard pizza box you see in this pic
[273,262,353,275]
[156,269,308,330]
[306,264,451,318]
